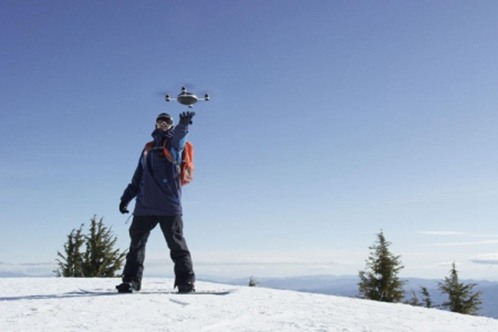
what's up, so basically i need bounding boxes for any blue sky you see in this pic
[2,0,498,280]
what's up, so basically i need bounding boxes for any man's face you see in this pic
[156,117,173,132]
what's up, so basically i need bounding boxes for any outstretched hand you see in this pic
[179,111,195,125]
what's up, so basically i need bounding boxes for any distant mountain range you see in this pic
[0,272,52,278]
[208,275,498,319]
[0,272,30,277]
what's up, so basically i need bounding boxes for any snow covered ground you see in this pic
[1,278,498,332]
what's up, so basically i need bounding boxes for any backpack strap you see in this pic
[161,139,178,164]
[143,140,178,164]
[143,141,154,158]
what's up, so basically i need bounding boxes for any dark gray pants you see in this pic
[122,215,195,290]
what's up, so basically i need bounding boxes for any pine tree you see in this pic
[82,216,127,277]
[358,230,405,302]
[420,286,433,308]
[248,276,258,287]
[55,225,85,277]
[438,262,482,315]
[55,216,126,277]
[407,286,433,308]
[407,290,421,306]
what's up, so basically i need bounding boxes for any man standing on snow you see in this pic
[117,111,196,293]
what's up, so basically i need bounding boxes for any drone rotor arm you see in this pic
[165,94,177,102]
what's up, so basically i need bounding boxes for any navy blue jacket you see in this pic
[121,122,190,216]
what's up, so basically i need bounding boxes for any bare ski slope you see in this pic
[1,278,497,332]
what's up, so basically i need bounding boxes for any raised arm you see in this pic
[169,111,195,151]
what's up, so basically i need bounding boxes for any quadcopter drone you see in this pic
[165,87,209,108]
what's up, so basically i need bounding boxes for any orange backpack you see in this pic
[144,140,194,186]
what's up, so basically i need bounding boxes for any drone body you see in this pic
[166,87,209,108]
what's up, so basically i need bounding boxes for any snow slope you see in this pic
[1,278,498,332]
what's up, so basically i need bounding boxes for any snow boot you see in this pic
[177,282,195,294]
[116,282,137,293]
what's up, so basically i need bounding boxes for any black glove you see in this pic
[179,111,195,125]
[119,201,129,214]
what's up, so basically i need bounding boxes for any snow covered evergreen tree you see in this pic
[438,262,481,315]
[55,216,126,277]
[358,230,405,302]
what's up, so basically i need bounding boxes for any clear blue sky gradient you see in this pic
[2,0,498,280]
